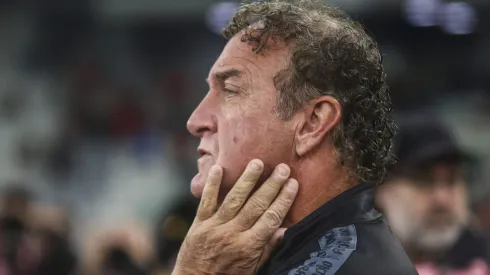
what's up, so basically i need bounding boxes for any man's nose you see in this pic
[187,95,217,137]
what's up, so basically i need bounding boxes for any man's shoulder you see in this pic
[283,222,418,275]
[285,224,357,275]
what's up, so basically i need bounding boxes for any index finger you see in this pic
[196,165,223,221]
[215,159,264,222]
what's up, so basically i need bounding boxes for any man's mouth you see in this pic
[425,212,455,227]
[197,148,211,158]
[196,148,213,171]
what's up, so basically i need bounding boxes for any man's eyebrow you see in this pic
[205,68,243,84]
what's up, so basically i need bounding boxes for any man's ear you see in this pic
[295,96,341,157]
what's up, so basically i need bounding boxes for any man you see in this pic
[377,116,490,275]
[174,1,417,274]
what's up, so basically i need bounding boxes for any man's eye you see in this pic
[223,88,238,94]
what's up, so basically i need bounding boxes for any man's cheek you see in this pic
[217,151,265,184]
[216,154,248,187]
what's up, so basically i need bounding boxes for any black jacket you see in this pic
[258,184,419,275]
[422,227,490,272]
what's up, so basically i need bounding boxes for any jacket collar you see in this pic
[281,183,382,251]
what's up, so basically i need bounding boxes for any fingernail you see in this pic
[278,164,289,176]
[250,160,262,171]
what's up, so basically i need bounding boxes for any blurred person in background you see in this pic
[174,0,417,274]
[377,116,490,275]
[32,205,77,275]
[0,186,77,275]
[152,196,196,274]
[475,194,490,235]
[0,186,38,275]
[82,222,154,275]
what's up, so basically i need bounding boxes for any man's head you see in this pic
[187,0,395,198]
[377,117,471,253]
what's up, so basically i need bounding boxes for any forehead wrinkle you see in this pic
[231,56,280,91]
[211,40,288,100]
[211,58,260,91]
[217,57,261,76]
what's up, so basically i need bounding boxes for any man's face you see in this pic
[187,34,296,198]
[377,163,469,252]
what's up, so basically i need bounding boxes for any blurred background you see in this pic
[0,0,488,274]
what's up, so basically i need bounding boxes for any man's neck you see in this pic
[282,155,354,227]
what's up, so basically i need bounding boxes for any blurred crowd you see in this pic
[0,184,187,275]
[0,0,489,274]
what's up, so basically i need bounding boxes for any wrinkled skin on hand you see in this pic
[173,160,298,275]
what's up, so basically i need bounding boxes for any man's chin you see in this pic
[414,224,463,252]
[190,171,233,202]
[190,173,205,198]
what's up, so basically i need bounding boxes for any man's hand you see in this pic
[173,160,298,275]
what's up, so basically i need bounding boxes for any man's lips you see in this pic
[197,148,212,170]
[197,148,211,157]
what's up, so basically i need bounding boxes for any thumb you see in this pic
[257,228,286,269]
